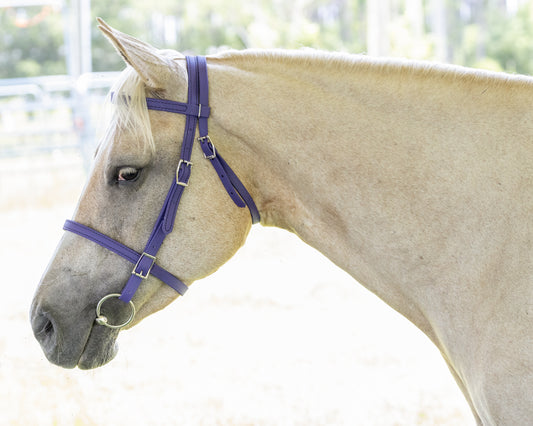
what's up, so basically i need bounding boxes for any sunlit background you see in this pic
[1,1,530,424]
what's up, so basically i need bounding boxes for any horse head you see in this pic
[30,20,254,369]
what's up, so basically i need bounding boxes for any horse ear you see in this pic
[97,18,185,90]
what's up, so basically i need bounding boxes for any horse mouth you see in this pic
[32,309,120,369]
[31,290,126,369]
[77,324,120,369]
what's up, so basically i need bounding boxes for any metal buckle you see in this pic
[95,293,136,329]
[176,159,193,187]
[198,136,216,160]
[132,252,157,279]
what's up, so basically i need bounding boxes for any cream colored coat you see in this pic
[31,20,532,425]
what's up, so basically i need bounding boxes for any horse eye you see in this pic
[117,167,141,183]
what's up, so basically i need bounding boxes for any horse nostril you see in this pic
[32,310,57,350]
[42,319,54,336]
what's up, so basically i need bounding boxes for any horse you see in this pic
[30,19,532,425]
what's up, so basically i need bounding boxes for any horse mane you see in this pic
[100,48,533,156]
[214,48,533,92]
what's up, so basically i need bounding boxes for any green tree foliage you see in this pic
[90,0,367,72]
[447,1,533,73]
[2,0,533,78]
[0,6,65,78]
[484,4,533,74]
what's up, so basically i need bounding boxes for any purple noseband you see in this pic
[63,56,260,328]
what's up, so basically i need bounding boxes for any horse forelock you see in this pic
[98,66,156,156]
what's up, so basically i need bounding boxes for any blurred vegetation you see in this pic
[2,0,533,78]
[0,5,65,77]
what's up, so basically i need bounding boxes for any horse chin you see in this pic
[77,325,120,370]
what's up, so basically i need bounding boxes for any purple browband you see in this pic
[63,56,260,303]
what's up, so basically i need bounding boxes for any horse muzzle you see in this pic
[30,299,121,369]
[30,275,125,369]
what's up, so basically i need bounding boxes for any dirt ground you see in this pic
[0,154,474,425]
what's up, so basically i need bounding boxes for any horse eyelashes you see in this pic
[117,167,141,182]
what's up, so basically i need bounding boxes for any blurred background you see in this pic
[1,1,530,425]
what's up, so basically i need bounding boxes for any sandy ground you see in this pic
[0,154,475,425]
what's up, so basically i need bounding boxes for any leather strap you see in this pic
[117,56,202,302]
[63,220,188,296]
[63,56,260,304]
[145,97,210,118]
[195,57,260,221]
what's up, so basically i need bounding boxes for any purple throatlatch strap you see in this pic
[63,56,260,303]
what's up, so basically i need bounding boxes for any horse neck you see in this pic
[207,52,533,326]
[209,51,532,228]
[208,53,393,226]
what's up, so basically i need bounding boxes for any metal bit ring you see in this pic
[95,293,136,329]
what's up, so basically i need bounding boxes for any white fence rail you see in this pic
[0,73,118,161]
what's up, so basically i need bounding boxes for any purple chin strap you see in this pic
[63,56,260,329]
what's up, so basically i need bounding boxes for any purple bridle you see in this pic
[63,56,260,328]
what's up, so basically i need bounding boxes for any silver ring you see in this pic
[95,293,136,329]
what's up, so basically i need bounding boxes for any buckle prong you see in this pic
[198,136,216,160]
[176,159,193,186]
